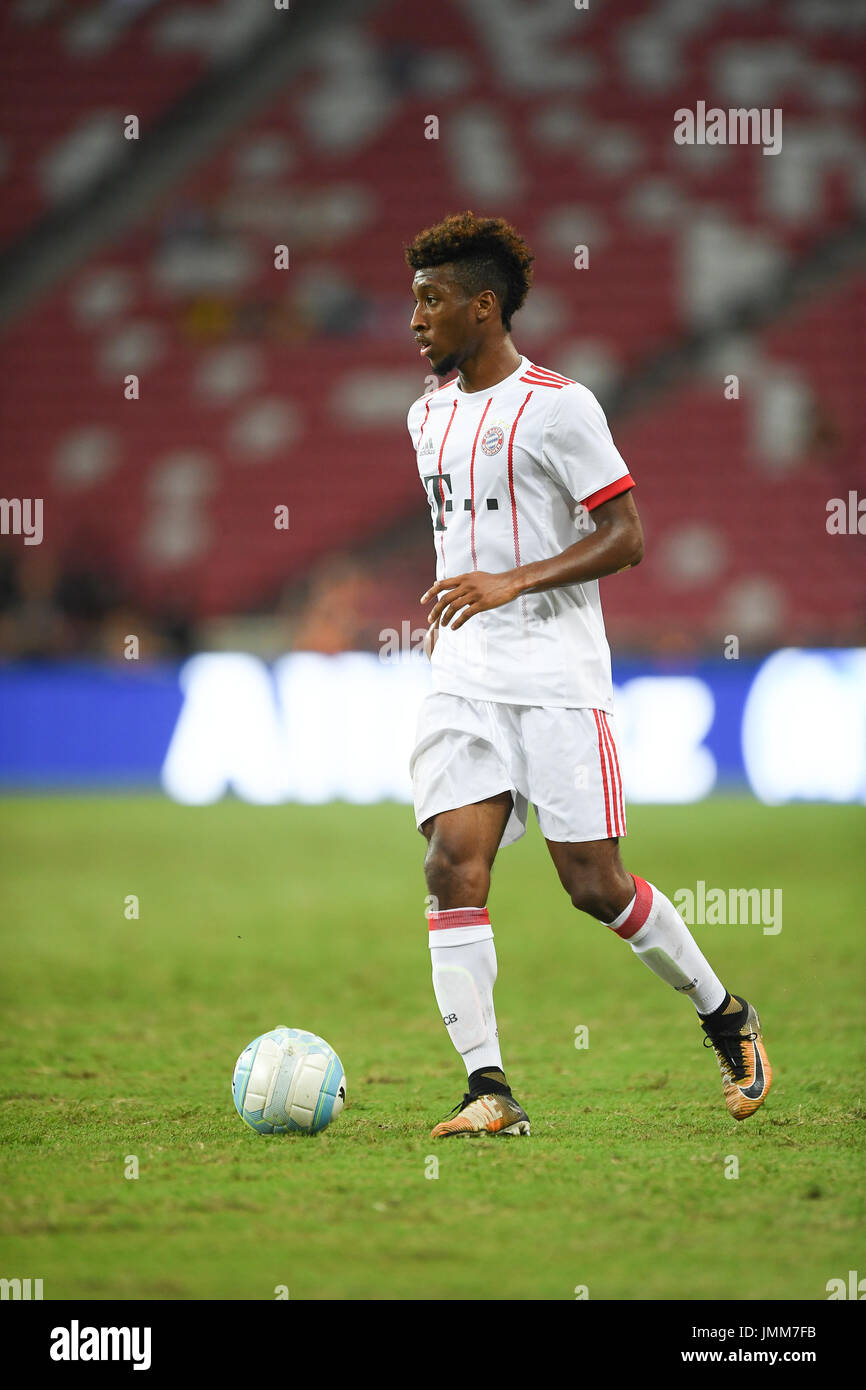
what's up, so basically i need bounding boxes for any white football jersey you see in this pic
[407,355,634,708]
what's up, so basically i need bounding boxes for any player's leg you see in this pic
[521,703,771,1119]
[546,834,730,1013]
[422,791,510,1088]
[410,694,535,1135]
[545,835,772,1120]
[422,796,530,1137]
[421,791,512,911]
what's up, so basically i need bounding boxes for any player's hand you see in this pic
[421,570,521,630]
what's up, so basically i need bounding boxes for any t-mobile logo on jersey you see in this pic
[423,472,451,531]
[422,474,501,530]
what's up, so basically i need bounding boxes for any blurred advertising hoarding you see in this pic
[0,648,864,805]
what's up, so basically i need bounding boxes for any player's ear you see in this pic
[475,289,496,322]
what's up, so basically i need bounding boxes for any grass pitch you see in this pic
[0,794,863,1301]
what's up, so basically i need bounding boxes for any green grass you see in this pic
[0,795,863,1300]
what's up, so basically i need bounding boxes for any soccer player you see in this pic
[405,211,772,1137]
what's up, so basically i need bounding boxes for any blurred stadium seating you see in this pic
[0,0,864,660]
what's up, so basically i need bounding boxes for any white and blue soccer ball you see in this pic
[232,1026,346,1135]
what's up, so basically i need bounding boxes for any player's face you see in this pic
[410,267,477,377]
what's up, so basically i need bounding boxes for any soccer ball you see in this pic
[232,1026,346,1135]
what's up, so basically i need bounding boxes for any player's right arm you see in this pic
[423,491,643,631]
[517,488,643,596]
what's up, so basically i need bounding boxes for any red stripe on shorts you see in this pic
[593,708,613,838]
[601,712,626,835]
[597,713,620,835]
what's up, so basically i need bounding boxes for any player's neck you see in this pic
[456,339,522,394]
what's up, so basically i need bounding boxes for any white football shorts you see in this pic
[410,691,627,847]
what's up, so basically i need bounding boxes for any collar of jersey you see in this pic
[453,355,528,400]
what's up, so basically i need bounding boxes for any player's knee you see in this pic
[424,837,490,908]
[566,871,626,923]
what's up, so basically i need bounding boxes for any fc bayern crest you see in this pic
[481,424,505,456]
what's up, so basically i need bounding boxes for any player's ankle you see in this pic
[467,1066,511,1097]
[698,991,735,1021]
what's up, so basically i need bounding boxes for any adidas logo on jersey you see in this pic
[418,436,436,457]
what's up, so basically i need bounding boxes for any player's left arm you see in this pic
[422,491,643,631]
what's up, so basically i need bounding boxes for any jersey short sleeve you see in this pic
[407,391,440,445]
[407,395,424,444]
[540,382,634,511]
[408,394,431,495]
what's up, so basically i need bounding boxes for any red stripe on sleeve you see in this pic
[583,474,635,511]
[520,374,565,389]
[525,363,574,384]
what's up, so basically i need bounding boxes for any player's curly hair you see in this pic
[405,211,534,334]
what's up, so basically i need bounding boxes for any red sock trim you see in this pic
[427,907,491,931]
[615,876,653,940]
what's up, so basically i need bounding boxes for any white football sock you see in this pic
[606,876,727,1015]
[427,907,503,1076]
